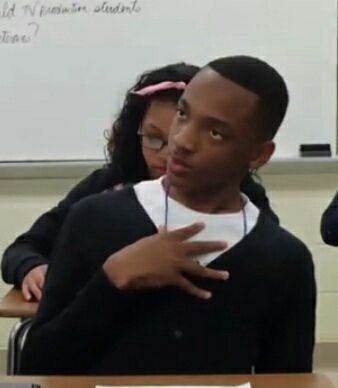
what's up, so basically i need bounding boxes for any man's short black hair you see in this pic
[207,56,289,140]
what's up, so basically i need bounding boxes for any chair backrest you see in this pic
[7,318,33,375]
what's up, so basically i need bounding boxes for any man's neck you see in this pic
[163,180,243,214]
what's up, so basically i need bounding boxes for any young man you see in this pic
[20,56,316,375]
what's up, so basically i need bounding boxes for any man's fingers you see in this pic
[183,261,230,281]
[168,223,205,241]
[176,276,212,300]
[40,264,48,275]
[185,240,227,256]
[35,272,46,290]
[29,283,42,301]
[22,283,32,301]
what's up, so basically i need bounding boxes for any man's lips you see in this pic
[168,155,192,174]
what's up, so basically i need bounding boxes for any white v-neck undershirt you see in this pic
[134,178,259,266]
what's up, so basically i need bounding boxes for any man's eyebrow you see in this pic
[208,117,232,130]
[179,96,231,130]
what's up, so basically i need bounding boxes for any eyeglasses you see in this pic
[137,130,168,151]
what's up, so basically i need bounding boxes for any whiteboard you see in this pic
[0,0,336,161]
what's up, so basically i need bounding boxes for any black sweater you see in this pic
[2,167,279,287]
[20,188,315,375]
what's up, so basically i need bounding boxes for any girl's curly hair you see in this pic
[105,63,200,183]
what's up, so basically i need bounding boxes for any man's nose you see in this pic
[173,123,196,153]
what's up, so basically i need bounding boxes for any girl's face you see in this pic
[139,99,177,178]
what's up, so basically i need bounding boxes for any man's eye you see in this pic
[209,129,224,141]
[177,107,186,118]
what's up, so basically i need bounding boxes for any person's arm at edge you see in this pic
[321,188,338,246]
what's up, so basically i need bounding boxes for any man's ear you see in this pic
[249,141,275,170]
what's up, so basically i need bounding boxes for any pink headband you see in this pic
[132,81,186,96]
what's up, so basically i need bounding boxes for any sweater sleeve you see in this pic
[320,188,338,246]
[255,244,316,373]
[1,166,117,287]
[20,197,138,375]
[240,174,279,225]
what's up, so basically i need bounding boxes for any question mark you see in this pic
[28,22,40,40]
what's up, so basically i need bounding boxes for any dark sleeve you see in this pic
[1,166,117,287]
[240,173,279,224]
[320,189,338,246]
[20,199,137,375]
[256,244,316,373]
